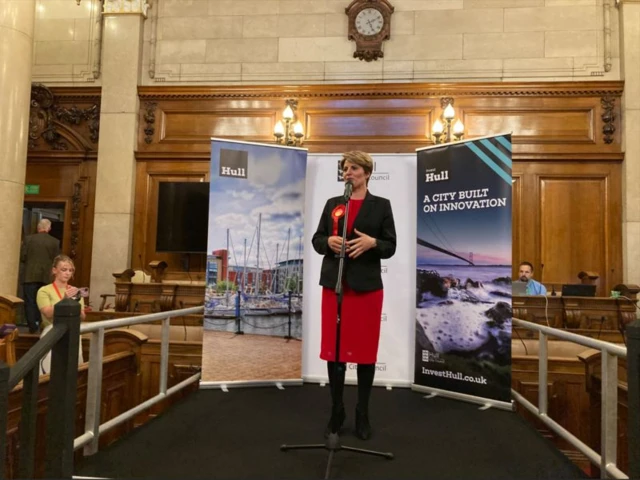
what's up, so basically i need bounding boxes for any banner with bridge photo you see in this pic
[200,139,307,388]
[303,154,415,387]
[413,134,513,408]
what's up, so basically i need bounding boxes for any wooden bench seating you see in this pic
[0,329,18,366]
[3,323,202,478]
[581,350,631,476]
[4,350,138,478]
[94,325,202,424]
[511,338,602,474]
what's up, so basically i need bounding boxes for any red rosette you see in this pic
[331,205,345,236]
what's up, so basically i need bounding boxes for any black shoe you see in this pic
[324,404,345,438]
[355,406,372,440]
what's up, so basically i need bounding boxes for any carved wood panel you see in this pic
[464,109,594,143]
[533,164,621,295]
[137,82,623,156]
[133,83,623,282]
[160,109,277,143]
[133,161,209,274]
[23,162,97,290]
[26,82,625,287]
[512,174,522,278]
[511,162,622,294]
[541,177,605,284]
[305,109,433,144]
[25,85,100,290]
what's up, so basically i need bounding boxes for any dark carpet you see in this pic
[77,385,587,480]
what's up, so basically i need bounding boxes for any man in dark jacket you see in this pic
[21,219,60,333]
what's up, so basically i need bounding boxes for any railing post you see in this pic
[600,352,618,478]
[538,332,548,415]
[0,362,10,480]
[44,298,81,479]
[627,320,640,480]
[84,329,104,456]
[160,317,170,394]
[18,364,40,480]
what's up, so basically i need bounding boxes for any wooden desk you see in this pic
[512,295,564,328]
[112,269,205,313]
[513,295,636,343]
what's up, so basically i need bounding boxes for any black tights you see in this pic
[327,361,375,412]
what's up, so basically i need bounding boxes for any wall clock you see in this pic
[346,0,394,62]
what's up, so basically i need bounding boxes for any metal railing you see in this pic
[512,318,639,479]
[0,298,82,480]
[74,305,204,456]
[0,301,203,480]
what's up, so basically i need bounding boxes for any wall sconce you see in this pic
[274,99,304,147]
[431,98,464,144]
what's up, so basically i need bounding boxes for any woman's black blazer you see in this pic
[312,191,396,292]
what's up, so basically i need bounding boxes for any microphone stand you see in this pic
[281,191,393,479]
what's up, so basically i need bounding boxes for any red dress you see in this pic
[320,199,384,365]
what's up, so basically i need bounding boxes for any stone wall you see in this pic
[31,0,621,85]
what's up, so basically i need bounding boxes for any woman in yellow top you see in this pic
[36,254,86,374]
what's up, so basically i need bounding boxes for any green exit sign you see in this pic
[25,184,40,195]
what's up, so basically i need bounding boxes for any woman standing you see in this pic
[36,254,86,374]
[312,151,396,440]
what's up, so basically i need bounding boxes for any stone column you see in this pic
[0,0,36,295]
[89,0,148,304]
[619,0,640,288]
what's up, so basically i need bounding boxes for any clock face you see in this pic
[355,7,384,36]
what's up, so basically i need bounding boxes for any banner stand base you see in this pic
[200,379,303,390]
[411,384,514,412]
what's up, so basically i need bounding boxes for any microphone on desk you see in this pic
[343,181,353,201]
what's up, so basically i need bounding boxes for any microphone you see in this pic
[343,181,353,201]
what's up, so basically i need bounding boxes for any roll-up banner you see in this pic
[200,139,307,389]
[303,154,416,387]
[413,134,513,409]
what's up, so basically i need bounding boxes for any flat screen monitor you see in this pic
[561,284,596,297]
[512,280,528,296]
[156,182,209,254]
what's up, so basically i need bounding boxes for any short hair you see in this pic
[340,151,374,184]
[519,261,534,271]
[37,219,52,232]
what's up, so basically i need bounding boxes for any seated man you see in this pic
[518,261,547,295]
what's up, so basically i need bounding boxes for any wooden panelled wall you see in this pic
[25,85,100,290]
[25,82,623,295]
[134,82,623,295]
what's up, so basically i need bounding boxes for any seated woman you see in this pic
[36,254,85,375]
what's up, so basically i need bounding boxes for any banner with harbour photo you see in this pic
[413,134,513,408]
[200,139,308,388]
[303,154,415,387]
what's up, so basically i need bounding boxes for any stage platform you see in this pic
[77,384,587,479]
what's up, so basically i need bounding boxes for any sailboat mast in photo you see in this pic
[255,213,261,294]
